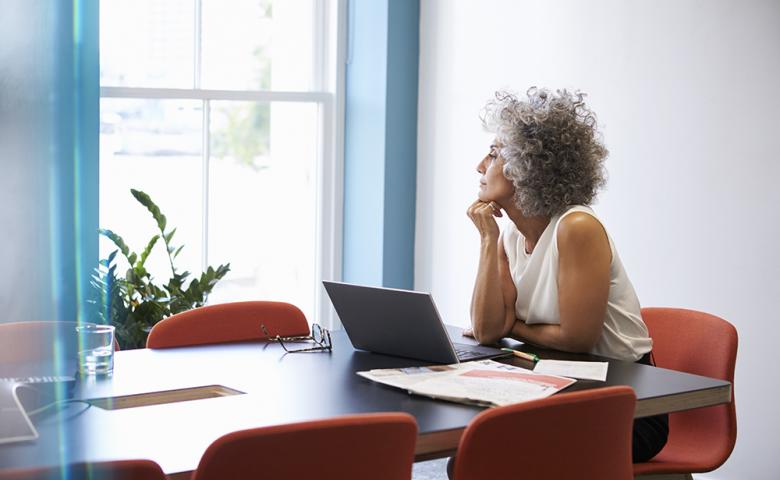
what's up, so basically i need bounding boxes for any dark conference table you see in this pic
[0,326,731,478]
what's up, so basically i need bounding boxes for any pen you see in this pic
[501,348,539,362]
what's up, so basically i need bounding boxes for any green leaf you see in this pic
[99,229,133,262]
[139,235,160,267]
[164,227,177,244]
[133,265,147,278]
[96,191,232,350]
[125,268,137,283]
[131,189,167,232]
[216,263,231,278]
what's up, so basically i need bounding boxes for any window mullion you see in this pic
[201,99,210,274]
[313,0,325,91]
[194,0,202,89]
[100,86,330,103]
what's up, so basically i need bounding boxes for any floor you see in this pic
[412,458,449,480]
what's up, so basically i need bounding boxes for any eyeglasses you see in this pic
[260,323,332,353]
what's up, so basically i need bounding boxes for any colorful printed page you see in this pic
[357,360,576,407]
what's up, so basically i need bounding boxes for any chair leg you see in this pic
[634,474,693,480]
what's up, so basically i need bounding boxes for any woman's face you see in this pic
[476,141,514,204]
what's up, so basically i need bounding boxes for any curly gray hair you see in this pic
[481,87,608,217]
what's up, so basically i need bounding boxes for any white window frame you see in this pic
[99,0,346,329]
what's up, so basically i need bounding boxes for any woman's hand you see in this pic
[467,198,517,345]
[467,200,502,240]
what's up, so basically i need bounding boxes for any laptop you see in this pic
[0,381,38,445]
[0,377,80,445]
[322,281,507,364]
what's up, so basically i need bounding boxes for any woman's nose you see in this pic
[476,157,486,174]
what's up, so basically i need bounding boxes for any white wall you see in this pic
[415,1,780,478]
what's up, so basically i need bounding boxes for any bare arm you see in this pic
[509,212,611,353]
[468,201,517,344]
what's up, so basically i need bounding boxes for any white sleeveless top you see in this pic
[501,205,652,361]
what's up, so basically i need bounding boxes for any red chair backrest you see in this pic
[192,413,418,480]
[641,307,737,386]
[0,459,165,480]
[146,301,309,349]
[452,386,636,480]
[0,321,119,361]
[0,321,76,364]
[641,307,738,468]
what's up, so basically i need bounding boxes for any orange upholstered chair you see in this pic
[451,386,636,480]
[634,308,738,478]
[0,321,77,364]
[146,301,309,349]
[0,321,119,363]
[0,459,166,480]
[192,413,418,480]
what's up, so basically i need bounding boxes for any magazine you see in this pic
[357,359,576,407]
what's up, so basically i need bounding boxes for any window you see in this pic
[99,0,343,325]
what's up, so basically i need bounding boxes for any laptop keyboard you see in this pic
[453,343,503,361]
[455,348,486,360]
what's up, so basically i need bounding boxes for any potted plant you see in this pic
[91,189,230,349]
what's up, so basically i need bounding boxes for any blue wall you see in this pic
[343,0,419,289]
[52,0,100,323]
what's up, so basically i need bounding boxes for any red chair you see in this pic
[634,308,738,478]
[146,301,309,349]
[0,459,166,480]
[192,413,418,480]
[451,386,636,480]
[0,321,119,363]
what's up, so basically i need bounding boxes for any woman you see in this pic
[467,88,668,462]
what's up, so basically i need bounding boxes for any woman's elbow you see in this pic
[473,326,504,345]
[563,332,600,353]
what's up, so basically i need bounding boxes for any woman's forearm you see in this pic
[510,320,596,354]
[470,237,507,344]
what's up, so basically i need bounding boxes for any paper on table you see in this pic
[357,360,576,407]
[533,359,609,381]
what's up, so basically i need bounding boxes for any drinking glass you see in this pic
[76,324,115,375]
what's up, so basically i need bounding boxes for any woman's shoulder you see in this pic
[555,207,610,253]
[557,210,602,233]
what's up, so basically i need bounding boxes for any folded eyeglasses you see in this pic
[260,323,332,353]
